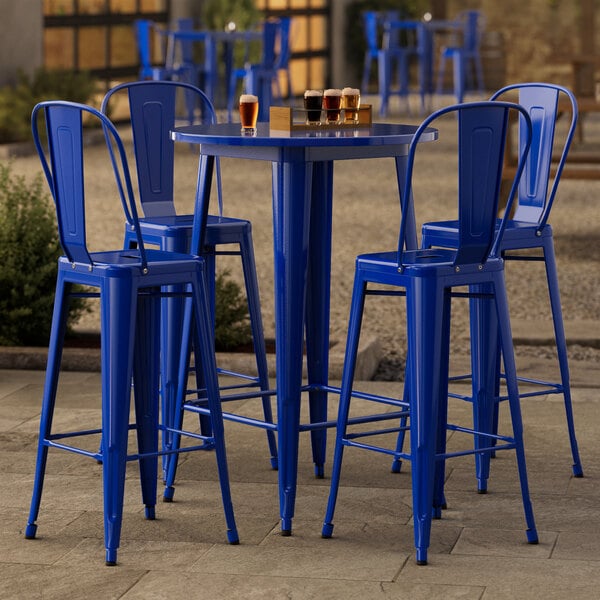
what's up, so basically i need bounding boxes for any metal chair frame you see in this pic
[25,101,238,566]
[101,81,277,481]
[321,101,538,566]
[421,83,584,489]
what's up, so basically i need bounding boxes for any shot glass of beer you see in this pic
[239,94,259,134]
[342,87,361,124]
[323,89,342,124]
[304,89,323,125]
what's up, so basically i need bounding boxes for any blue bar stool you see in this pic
[321,101,538,566]
[101,81,277,475]
[25,101,238,566]
[421,83,584,489]
[378,19,428,117]
[239,18,292,123]
[361,11,382,93]
[134,19,170,80]
[135,19,198,86]
[435,10,485,102]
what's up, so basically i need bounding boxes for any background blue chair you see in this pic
[378,18,429,117]
[361,11,381,93]
[101,81,277,477]
[135,19,169,80]
[321,100,538,566]
[169,17,207,91]
[435,10,485,102]
[272,16,293,101]
[134,18,205,121]
[228,18,292,122]
[25,100,238,566]
[421,83,584,490]
[135,19,197,84]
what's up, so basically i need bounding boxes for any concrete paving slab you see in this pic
[0,563,147,600]
[120,572,396,600]
[1,373,599,596]
[397,554,600,599]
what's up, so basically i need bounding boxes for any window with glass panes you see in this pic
[43,1,330,96]
[43,0,170,88]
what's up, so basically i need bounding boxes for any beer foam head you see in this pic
[342,87,360,96]
[239,94,258,103]
[324,88,342,97]
[304,89,323,97]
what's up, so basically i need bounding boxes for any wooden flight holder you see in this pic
[270,104,372,132]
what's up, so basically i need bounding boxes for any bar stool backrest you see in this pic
[32,101,148,271]
[399,101,533,267]
[490,83,578,230]
[101,80,221,224]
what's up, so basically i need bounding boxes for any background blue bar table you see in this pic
[165,29,262,106]
[171,121,438,534]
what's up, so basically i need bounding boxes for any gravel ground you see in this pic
[9,94,600,378]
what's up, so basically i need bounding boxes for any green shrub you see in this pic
[0,68,96,144]
[0,162,88,346]
[202,0,260,31]
[214,270,252,351]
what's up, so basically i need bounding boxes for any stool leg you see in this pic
[132,291,160,520]
[361,52,372,94]
[435,52,447,95]
[406,277,447,566]
[391,376,409,474]
[163,289,194,500]
[378,49,392,118]
[452,49,465,103]
[101,277,137,566]
[322,273,367,538]
[239,229,278,468]
[190,273,239,544]
[159,233,193,479]
[469,283,498,493]
[543,241,583,477]
[25,277,71,540]
[193,248,217,440]
[432,294,451,517]
[494,273,538,545]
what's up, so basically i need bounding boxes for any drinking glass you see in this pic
[323,89,342,124]
[239,94,259,134]
[304,90,323,125]
[342,87,361,124]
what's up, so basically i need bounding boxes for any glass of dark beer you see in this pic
[323,89,342,124]
[303,90,323,125]
[239,94,259,134]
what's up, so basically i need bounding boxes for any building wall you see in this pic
[0,0,43,86]
[331,0,355,88]
[1,1,596,95]
[448,0,591,91]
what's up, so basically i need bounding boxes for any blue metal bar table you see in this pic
[171,121,437,535]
